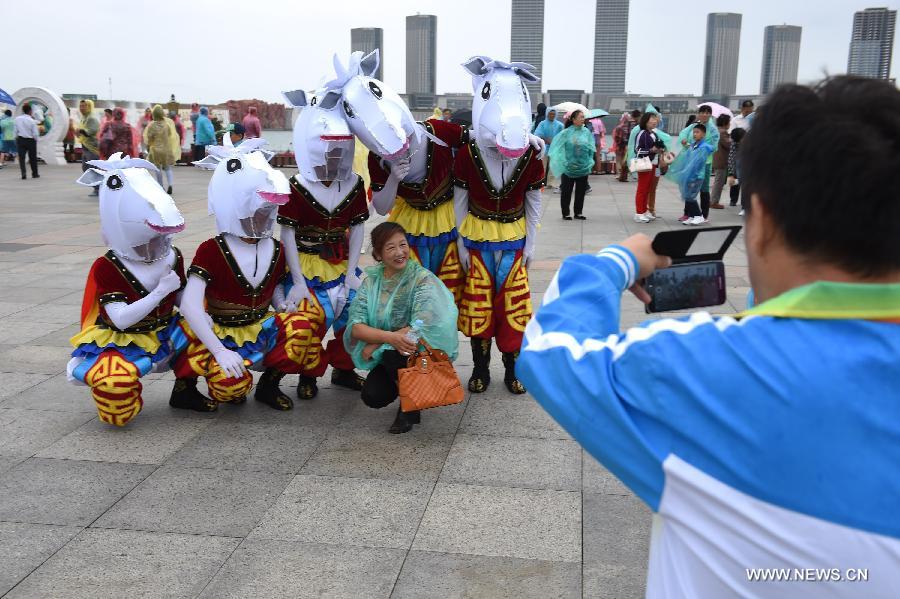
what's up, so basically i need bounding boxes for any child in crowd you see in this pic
[728,127,747,215]
[666,124,715,225]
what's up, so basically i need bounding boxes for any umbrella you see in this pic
[550,101,589,117]
[0,88,15,106]
[450,108,472,127]
[586,108,609,119]
[698,102,733,119]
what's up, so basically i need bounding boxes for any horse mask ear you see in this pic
[462,56,491,77]
[360,49,380,77]
[192,155,221,170]
[317,91,342,110]
[76,168,105,187]
[282,89,308,108]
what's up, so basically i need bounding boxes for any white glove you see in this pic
[457,238,470,272]
[344,272,362,292]
[212,348,246,379]
[152,271,182,298]
[390,158,411,181]
[333,285,349,320]
[527,133,546,159]
[523,241,535,270]
[286,282,310,311]
[204,312,215,330]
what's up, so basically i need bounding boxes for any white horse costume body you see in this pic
[67,153,188,426]
[452,56,546,396]
[176,136,311,411]
[278,84,371,397]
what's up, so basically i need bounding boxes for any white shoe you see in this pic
[688,216,706,226]
[739,209,745,216]
[634,213,650,223]
[552,188,561,194]
[644,211,656,221]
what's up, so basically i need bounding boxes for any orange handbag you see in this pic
[397,339,464,413]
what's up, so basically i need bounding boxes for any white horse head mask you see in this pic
[462,56,539,160]
[76,152,185,262]
[193,137,290,238]
[326,50,421,160]
[283,83,356,183]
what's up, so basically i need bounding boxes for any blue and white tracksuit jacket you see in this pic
[517,246,900,598]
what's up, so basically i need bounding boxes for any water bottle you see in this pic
[404,319,423,345]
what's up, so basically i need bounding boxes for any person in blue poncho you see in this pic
[665,123,715,225]
[534,108,564,189]
[345,222,459,434]
[548,110,596,220]
[678,105,719,221]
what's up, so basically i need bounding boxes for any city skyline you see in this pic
[510,0,545,105]
[703,13,742,96]
[4,0,898,105]
[848,7,897,79]
[761,25,802,94]
[406,14,438,95]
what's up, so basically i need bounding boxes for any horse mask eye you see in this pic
[106,174,123,190]
[343,101,355,118]
[481,82,491,100]
[226,158,242,173]
[368,81,383,99]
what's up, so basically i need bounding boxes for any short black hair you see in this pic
[693,123,707,134]
[630,109,642,119]
[730,127,746,143]
[3,109,11,117]
[741,76,900,276]
[716,114,731,127]
[742,99,755,108]
[698,105,713,114]
[22,104,32,114]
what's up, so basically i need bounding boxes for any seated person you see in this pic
[345,222,459,434]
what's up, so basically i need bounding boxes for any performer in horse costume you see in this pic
[67,153,209,426]
[174,136,313,410]
[453,56,545,395]
[279,83,370,400]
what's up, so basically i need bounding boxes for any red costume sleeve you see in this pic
[277,182,303,228]
[187,238,218,283]
[367,151,389,192]
[453,145,472,188]
[346,177,371,226]
[526,150,546,189]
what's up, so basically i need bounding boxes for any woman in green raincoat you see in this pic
[548,110,595,220]
[627,104,673,218]
[345,222,459,434]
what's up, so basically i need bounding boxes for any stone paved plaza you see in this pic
[0,162,749,598]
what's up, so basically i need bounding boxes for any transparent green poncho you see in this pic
[626,105,673,162]
[343,260,459,370]
[549,125,596,178]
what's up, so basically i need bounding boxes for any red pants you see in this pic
[635,170,654,214]
[458,247,532,353]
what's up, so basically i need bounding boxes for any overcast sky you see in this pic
[5,0,897,104]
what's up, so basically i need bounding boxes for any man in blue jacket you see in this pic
[518,76,900,597]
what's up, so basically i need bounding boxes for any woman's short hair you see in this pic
[639,111,658,130]
[370,222,407,261]
[564,110,583,128]
[716,114,732,128]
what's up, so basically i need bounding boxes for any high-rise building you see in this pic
[510,0,544,105]
[703,13,742,97]
[847,7,896,80]
[350,28,384,80]
[593,0,629,94]
[406,14,437,95]
[760,25,802,94]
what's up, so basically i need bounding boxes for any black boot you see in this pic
[331,368,365,391]
[389,405,416,434]
[502,351,527,395]
[166,185,173,195]
[169,378,217,412]
[255,368,293,411]
[468,338,492,393]
[296,375,318,400]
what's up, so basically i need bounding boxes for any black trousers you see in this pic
[361,350,409,409]
[560,174,588,217]
[16,137,38,177]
